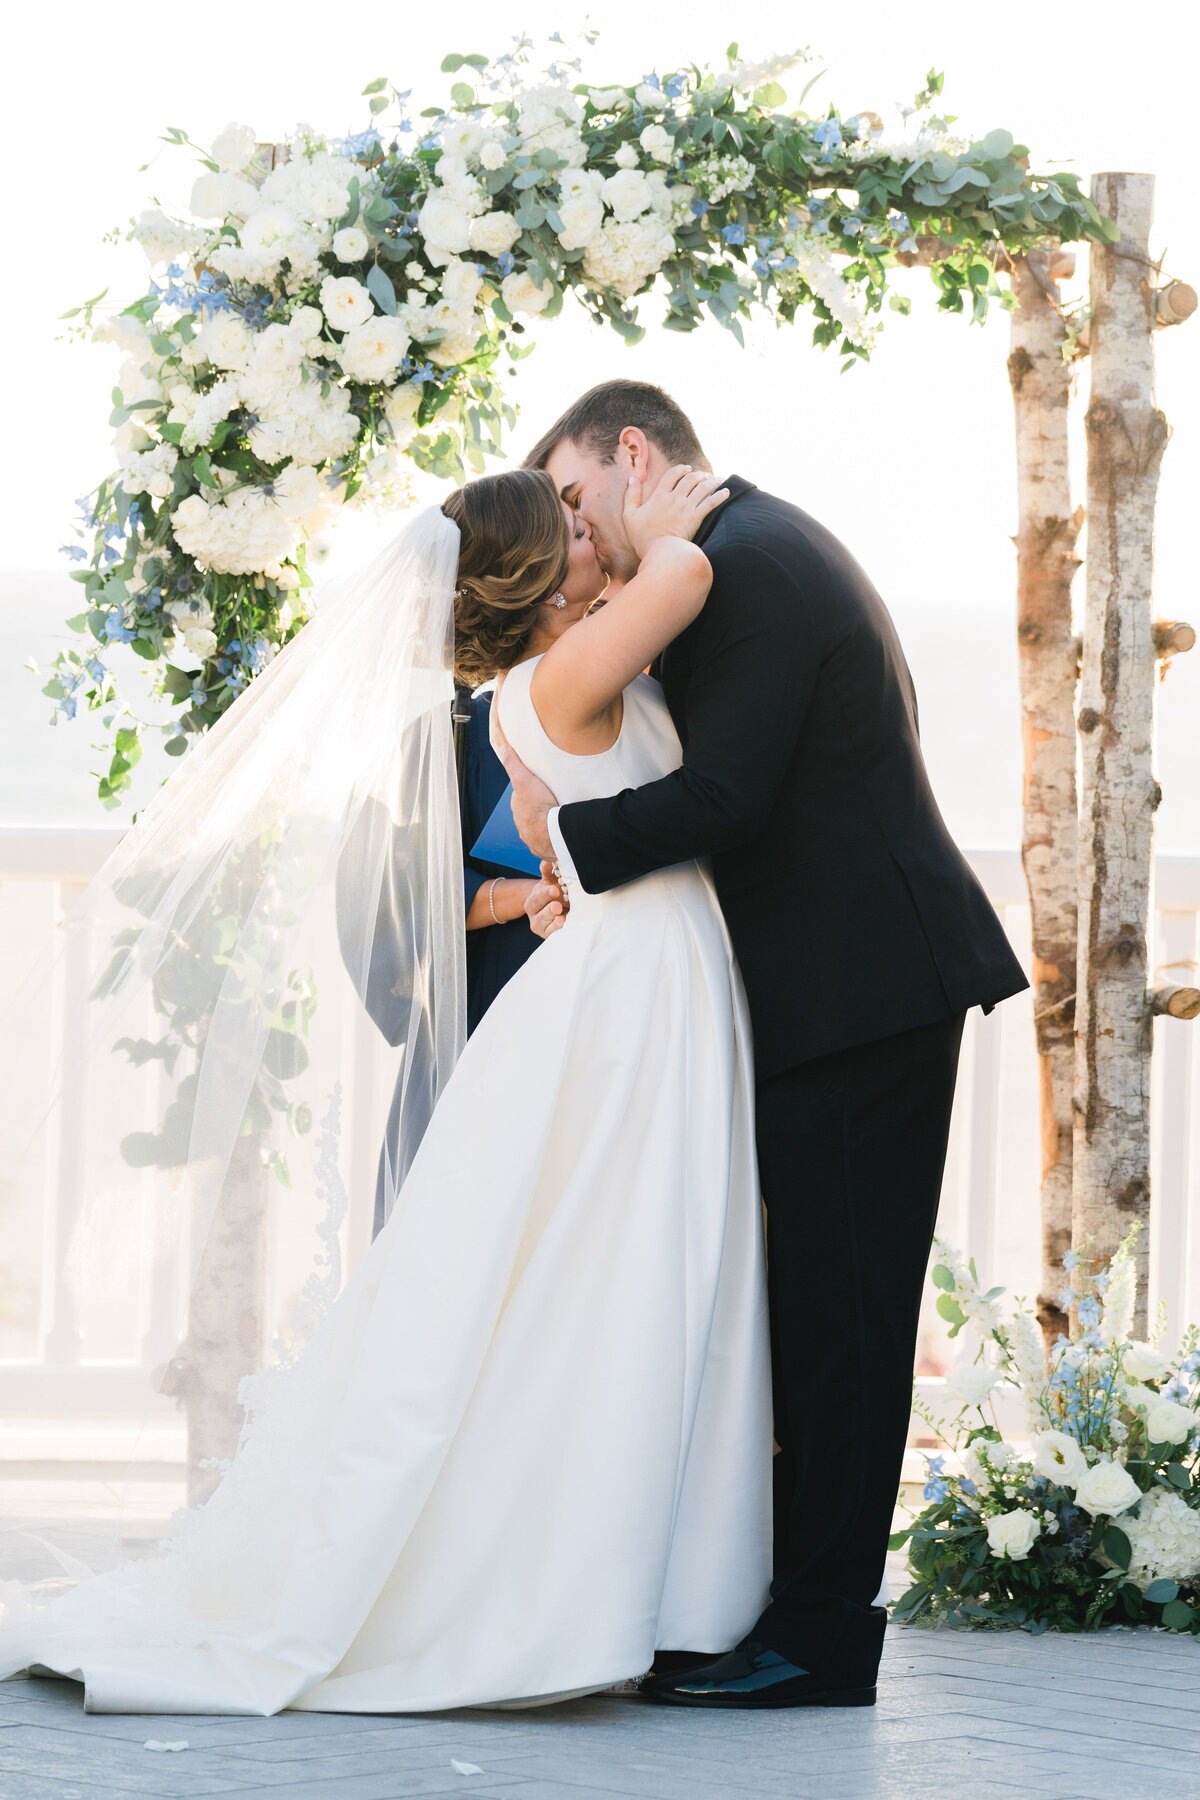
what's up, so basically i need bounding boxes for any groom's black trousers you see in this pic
[750,1009,966,1674]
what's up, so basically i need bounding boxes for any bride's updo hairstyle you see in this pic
[442,469,571,687]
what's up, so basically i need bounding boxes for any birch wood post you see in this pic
[1007,250,1082,1346]
[1073,174,1169,1329]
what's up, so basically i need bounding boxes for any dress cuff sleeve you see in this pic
[547,807,583,891]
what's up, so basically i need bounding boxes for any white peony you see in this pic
[986,1509,1042,1561]
[209,122,257,172]
[501,270,554,316]
[319,275,374,331]
[601,168,653,222]
[1030,1430,1089,1486]
[331,226,370,264]
[613,142,639,170]
[1071,1457,1143,1518]
[467,210,522,256]
[1123,1342,1170,1383]
[1124,1487,1200,1585]
[639,123,674,164]
[337,316,410,382]
[944,1359,1001,1410]
[1145,1399,1196,1446]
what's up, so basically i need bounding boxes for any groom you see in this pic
[499,380,1029,1708]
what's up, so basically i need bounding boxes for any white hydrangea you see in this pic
[132,207,204,267]
[690,152,756,205]
[467,210,522,256]
[190,171,259,222]
[167,375,242,451]
[1123,1488,1200,1585]
[239,343,359,467]
[582,216,674,299]
[258,148,358,224]
[120,442,180,499]
[516,84,586,164]
[171,486,304,576]
[209,122,258,172]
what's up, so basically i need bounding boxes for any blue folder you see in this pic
[469,782,544,877]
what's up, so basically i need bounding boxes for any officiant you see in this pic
[457,683,543,1034]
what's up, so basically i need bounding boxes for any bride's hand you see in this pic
[623,465,730,561]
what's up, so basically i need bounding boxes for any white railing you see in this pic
[1,828,1198,1465]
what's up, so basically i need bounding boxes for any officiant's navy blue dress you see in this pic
[459,688,541,1036]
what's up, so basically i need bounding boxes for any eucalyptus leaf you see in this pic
[366,263,397,315]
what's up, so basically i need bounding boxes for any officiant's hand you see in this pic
[526,861,567,938]
[490,702,558,862]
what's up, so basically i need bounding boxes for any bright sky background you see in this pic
[3,0,1197,848]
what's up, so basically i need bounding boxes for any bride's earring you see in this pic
[550,592,567,609]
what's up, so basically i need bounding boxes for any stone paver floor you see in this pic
[1,1616,1197,1800]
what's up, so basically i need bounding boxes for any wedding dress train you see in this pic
[3,657,775,1713]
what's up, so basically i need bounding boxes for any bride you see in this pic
[0,462,777,1713]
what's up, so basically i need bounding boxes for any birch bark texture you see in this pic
[1006,250,1081,1346]
[1073,174,1169,1330]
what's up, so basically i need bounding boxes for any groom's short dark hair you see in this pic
[522,380,708,471]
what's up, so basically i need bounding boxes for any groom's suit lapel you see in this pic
[652,475,757,739]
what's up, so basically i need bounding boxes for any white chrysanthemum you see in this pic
[210,123,257,173]
[320,274,374,331]
[582,216,674,299]
[467,210,522,257]
[600,168,653,222]
[120,442,180,499]
[1124,1488,1200,1585]
[639,123,674,164]
[332,226,369,264]
[1101,1251,1137,1345]
[501,270,554,317]
[190,171,259,221]
[337,316,411,382]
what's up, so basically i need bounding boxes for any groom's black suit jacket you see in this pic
[555,476,1029,1080]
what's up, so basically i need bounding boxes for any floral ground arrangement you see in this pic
[892,1229,1200,1636]
[43,33,1116,803]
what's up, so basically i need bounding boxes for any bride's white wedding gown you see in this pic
[6,656,775,1714]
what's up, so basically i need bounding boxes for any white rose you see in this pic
[440,120,484,161]
[986,1508,1042,1562]
[209,123,257,173]
[639,123,674,164]
[1146,1400,1196,1446]
[501,270,554,316]
[418,189,474,260]
[288,304,324,343]
[1071,1457,1143,1518]
[467,211,522,256]
[385,383,422,422]
[1030,1430,1089,1486]
[442,258,483,309]
[613,142,639,170]
[635,83,666,110]
[1124,1382,1159,1414]
[944,1360,1001,1410]
[320,275,374,331]
[1124,1342,1170,1383]
[601,168,653,222]
[180,625,218,661]
[588,87,631,112]
[479,139,508,171]
[337,316,410,382]
[332,226,370,264]
[557,193,605,252]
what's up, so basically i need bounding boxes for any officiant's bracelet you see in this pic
[487,877,502,925]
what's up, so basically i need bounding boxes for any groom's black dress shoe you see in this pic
[638,1637,877,1709]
